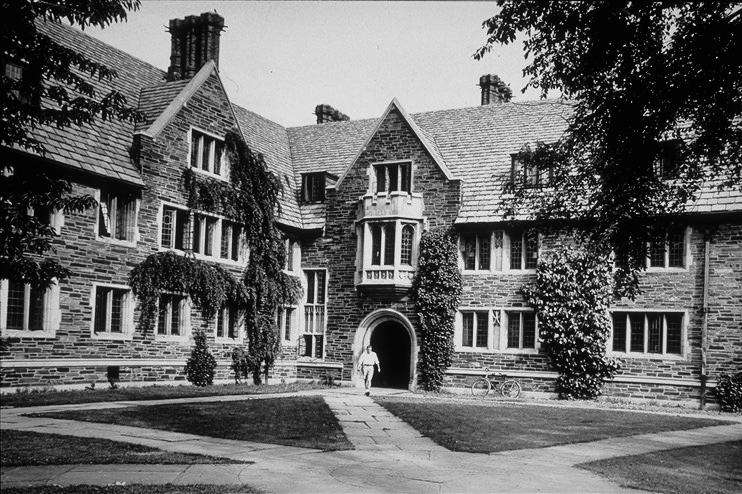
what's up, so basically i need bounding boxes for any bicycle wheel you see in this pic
[500,380,521,399]
[471,378,491,398]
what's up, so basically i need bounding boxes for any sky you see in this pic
[85,1,539,128]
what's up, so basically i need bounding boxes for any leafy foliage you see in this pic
[222,132,302,384]
[185,330,217,387]
[1,0,143,154]
[477,1,742,297]
[715,372,742,413]
[522,246,620,399]
[410,229,462,391]
[128,251,247,332]
[1,1,142,290]
[0,167,97,289]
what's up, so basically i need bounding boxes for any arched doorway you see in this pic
[353,309,417,390]
[370,320,411,389]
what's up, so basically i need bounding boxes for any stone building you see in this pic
[1,13,740,405]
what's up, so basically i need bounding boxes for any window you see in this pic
[284,237,299,271]
[611,311,684,355]
[192,213,218,255]
[511,155,551,188]
[400,225,415,265]
[3,59,24,100]
[648,229,686,268]
[301,173,325,203]
[302,270,326,358]
[461,311,489,349]
[157,294,188,337]
[190,129,224,177]
[506,311,537,349]
[510,231,538,270]
[279,306,295,343]
[98,190,137,242]
[370,223,396,265]
[654,139,682,179]
[1,280,42,332]
[161,206,189,250]
[92,285,133,337]
[220,221,244,261]
[375,162,412,194]
[462,233,491,271]
[216,305,240,340]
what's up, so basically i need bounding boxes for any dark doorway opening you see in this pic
[370,320,411,389]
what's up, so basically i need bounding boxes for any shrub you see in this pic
[523,246,620,399]
[715,372,742,412]
[410,228,462,392]
[185,331,217,387]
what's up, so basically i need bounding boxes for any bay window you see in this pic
[374,162,412,194]
[302,270,326,358]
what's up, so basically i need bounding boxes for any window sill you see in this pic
[155,334,191,343]
[190,166,228,183]
[158,247,246,267]
[97,236,138,249]
[608,351,686,361]
[215,336,242,345]
[644,267,688,273]
[91,331,133,341]
[1,328,56,339]
[297,357,325,363]
[501,348,540,355]
[456,346,495,353]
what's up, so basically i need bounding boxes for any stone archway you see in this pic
[353,309,417,390]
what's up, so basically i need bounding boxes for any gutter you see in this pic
[699,230,712,409]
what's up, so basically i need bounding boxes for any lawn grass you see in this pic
[1,430,242,467]
[578,440,742,494]
[2,486,262,493]
[375,396,731,453]
[34,396,353,451]
[1,382,325,408]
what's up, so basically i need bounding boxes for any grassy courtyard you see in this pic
[33,396,353,451]
[578,440,742,494]
[1,430,241,467]
[2,382,324,408]
[374,396,730,453]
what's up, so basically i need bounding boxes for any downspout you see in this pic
[699,231,711,409]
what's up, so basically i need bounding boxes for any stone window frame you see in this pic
[283,236,301,273]
[645,227,691,272]
[372,159,413,196]
[154,292,192,343]
[27,205,64,235]
[214,304,243,344]
[458,230,537,274]
[89,282,135,341]
[456,309,492,352]
[455,308,538,354]
[157,201,247,266]
[188,126,228,181]
[94,188,140,248]
[300,268,327,361]
[0,279,60,339]
[504,309,539,353]
[278,305,298,346]
[608,309,689,360]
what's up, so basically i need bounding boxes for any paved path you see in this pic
[2,388,741,493]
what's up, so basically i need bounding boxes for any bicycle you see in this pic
[470,368,522,398]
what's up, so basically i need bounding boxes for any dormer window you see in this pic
[511,154,551,188]
[190,129,225,178]
[374,162,411,194]
[654,139,682,179]
[301,172,326,203]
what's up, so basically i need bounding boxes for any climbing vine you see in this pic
[131,130,300,384]
[410,228,462,391]
[522,247,620,399]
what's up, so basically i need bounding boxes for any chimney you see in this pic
[479,74,513,105]
[167,12,225,81]
[315,104,350,124]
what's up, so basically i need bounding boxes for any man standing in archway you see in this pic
[358,345,381,396]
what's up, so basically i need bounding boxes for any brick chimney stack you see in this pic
[315,104,350,124]
[167,12,225,81]
[479,74,513,105]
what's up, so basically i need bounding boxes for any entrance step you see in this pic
[324,392,447,452]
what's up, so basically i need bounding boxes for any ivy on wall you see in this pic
[522,247,620,399]
[410,228,462,391]
[131,131,300,385]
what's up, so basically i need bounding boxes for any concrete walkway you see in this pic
[2,388,741,493]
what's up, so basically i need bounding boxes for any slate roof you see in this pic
[30,20,165,186]
[23,20,742,228]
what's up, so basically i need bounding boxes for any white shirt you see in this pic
[358,351,380,368]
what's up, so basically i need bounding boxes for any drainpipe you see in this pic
[699,231,711,409]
